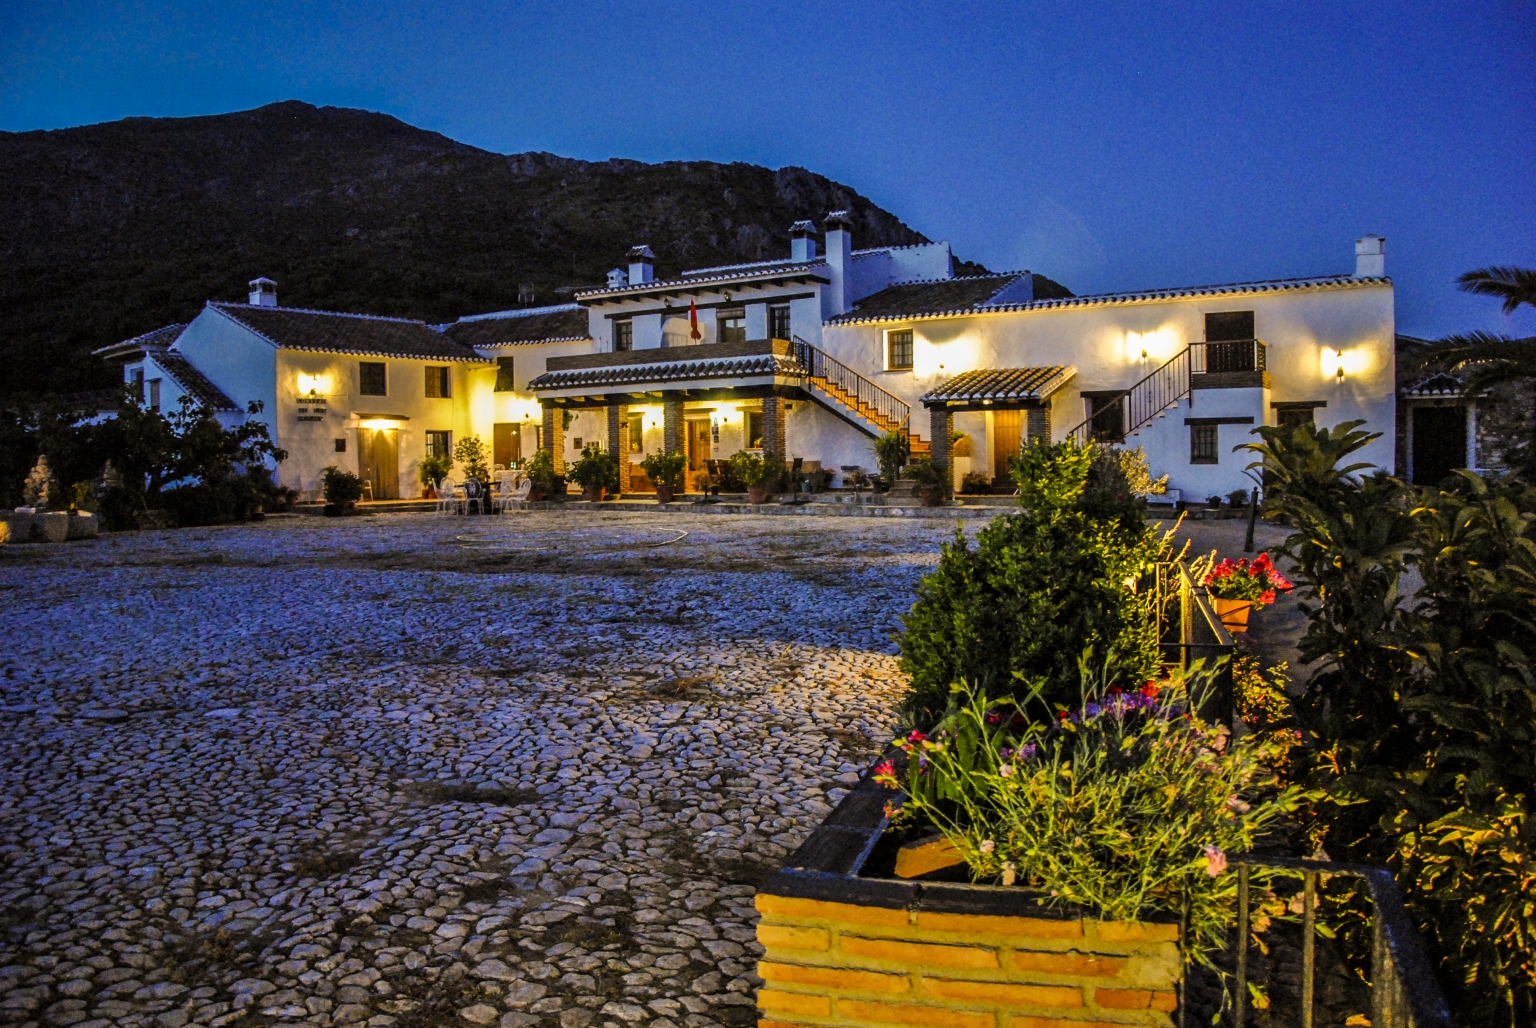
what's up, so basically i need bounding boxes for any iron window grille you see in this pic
[494,357,516,392]
[1191,424,1219,464]
[359,362,387,396]
[613,320,633,352]
[718,308,747,345]
[425,365,450,398]
[769,304,791,340]
[887,329,914,370]
[425,431,452,459]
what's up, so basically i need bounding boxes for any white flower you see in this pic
[1001,862,1017,887]
[979,839,995,854]
[999,764,1013,778]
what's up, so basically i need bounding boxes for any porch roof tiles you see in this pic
[92,323,188,359]
[529,352,802,392]
[920,366,1076,408]
[153,352,241,411]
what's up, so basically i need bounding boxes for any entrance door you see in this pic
[686,420,712,491]
[493,422,521,467]
[358,428,399,499]
[993,410,1023,482]
[1412,405,1468,485]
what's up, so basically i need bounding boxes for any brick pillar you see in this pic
[929,407,955,493]
[607,402,630,493]
[1026,404,1051,444]
[542,404,565,473]
[663,396,684,455]
[761,396,787,459]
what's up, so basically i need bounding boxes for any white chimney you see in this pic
[824,211,854,316]
[790,220,817,263]
[627,245,655,285]
[1355,235,1385,277]
[606,267,629,289]
[248,277,277,307]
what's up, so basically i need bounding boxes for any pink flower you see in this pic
[907,730,926,743]
[999,764,1013,778]
[1203,844,1228,877]
[873,760,898,789]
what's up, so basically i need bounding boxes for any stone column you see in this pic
[663,396,684,455]
[1026,404,1051,444]
[607,402,631,494]
[929,407,955,493]
[760,395,787,459]
[542,404,565,473]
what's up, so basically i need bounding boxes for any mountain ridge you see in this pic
[0,100,990,395]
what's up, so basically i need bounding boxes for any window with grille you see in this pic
[359,362,387,396]
[426,431,452,459]
[425,365,450,398]
[613,320,633,352]
[769,305,791,340]
[1278,408,1314,430]
[718,308,746,344]
[494,357,516,392]
[887,329,914,370]
[1190,424,1219,464]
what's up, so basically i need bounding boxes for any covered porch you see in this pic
[920,365,1077,489]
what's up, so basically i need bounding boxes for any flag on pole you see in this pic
[689,300,701,341]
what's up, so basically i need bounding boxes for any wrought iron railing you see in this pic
[1067,346,1192,446]
[1192,338,1267,375]
[789,335,911,436]
[1152,561,1235,723]
[1210,858,1454,1028]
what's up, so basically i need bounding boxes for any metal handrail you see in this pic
[1153,561,1235,724]
[1067,346,1192,446]
[1221,858,1453,1028]
[1192,338,1267,375]
[789,335,911,435]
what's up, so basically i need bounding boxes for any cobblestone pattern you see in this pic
[0,513,965,1028]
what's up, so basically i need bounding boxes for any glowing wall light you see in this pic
[1321,347,1372,380]
[359,418,402,430]
[1126,327,1179,363]
[296,372,333,396]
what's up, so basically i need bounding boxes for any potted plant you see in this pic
[568,443,619,502]
[640,450,688,503]
[873,429,911,493]
[904,455,950,506]
[419,454,453,498]
[321,466,364,516]
[523,449,558,502]
[1202,552,1292,632]
[729,449,783,504]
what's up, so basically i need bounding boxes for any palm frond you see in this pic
[1410,332,1536,395]
[1457,266,1536,315]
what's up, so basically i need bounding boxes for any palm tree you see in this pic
[1456,265,1536,315]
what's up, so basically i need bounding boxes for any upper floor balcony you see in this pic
[1191,338,1270,389]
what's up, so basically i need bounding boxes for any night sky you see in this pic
[3,1,1533,339]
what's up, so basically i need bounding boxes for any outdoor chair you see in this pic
[434,478,459,516]
[492,475,521,513]
[461,478,486,515]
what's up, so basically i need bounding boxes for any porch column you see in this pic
[607,402,631,493]
[1026,403,1051,444]
[663,396,684,455]
[542,403,565,473]
[929,407,955,493]
[761,395,787,459]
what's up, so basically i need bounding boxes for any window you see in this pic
[886,329,914,370]
[1278,408,1313,430]
[718,308,746,345]
[628,413,643,453]
[613,319,633,352]
[769,304,791,341]
[493,423,521,466]
[1084,393,1124,442]
[746,411,764,449]
[425,365,450,398]
[130,368,145,403]
[359,362,387,396]
[1190,424,1219,464]
[147,379,161,411]
[425,431,452,459]
[335,438,347,453]
[494,357,516,392]
[1205,311,1255,341]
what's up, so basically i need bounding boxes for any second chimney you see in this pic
[790,220,817,263]
[824,211,854,316]
[249,277,277,307]
[628,245,656,285]
[1355,235,1385,277]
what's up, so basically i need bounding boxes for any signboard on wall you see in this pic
[296,397,328,423]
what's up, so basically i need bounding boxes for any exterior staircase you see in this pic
[788,336,927,451]
[1067,346,1193,446]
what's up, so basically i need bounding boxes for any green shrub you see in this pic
[873,429,910,485]
[453,434,489,481]
[904,455,949,496]
[640,450,688,489]
[567,443,619,492]
[960,471,993,494]
[729,449,784,488]
[321,466,364,505]
[523,449,559,492]
[419,453,453,487]
[880,672,1311,969]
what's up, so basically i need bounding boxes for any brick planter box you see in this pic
[754,771,1181,1028]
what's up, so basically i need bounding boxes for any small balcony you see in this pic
[1191,338,1270,389]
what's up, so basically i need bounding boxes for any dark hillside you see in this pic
[0,100,987,395]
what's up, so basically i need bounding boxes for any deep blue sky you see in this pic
[3,1,1533,338]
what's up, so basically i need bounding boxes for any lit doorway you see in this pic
[358,428,399,499]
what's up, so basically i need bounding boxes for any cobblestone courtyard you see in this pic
[0,512,964,1028]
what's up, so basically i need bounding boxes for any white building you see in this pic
[98,216,1398,500]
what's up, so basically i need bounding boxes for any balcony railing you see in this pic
[1192,338,1267,375]
[789,335,911,436]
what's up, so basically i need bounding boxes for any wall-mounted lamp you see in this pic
[296,372,332,396]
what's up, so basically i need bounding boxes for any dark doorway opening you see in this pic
[1412,405,1468,485]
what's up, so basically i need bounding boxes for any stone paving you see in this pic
[0,512,970,1028]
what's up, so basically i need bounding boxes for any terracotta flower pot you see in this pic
[1211,596,1253,633]
[747,485,769,504]
[584,486,606,503]
[655,485,677,504]
[422,486,435,499]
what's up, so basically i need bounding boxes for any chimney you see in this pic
[1355,235,1385,277]
[627,245,655,285]
[790,220,817,263]
[606,267,629,289]
[824,210,854,316]
[248,277,277,307]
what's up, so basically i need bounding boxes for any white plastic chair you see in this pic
[435,477,459,516]
[461,478,486,515]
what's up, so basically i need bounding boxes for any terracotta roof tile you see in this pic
[530,353,801,391]
[830,273,1073,323]
[211,303,487,362]
[153,353,240,411]
[443,308,591,348]
[92,323,187,358]
[920,366,1077,406]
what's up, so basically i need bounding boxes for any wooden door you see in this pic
[992,410,1023,482]
[493,422,521,467]
[686,420,712,490]
[358,428,399,500]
